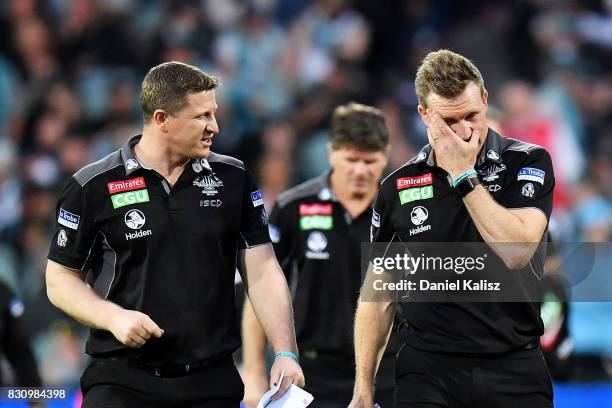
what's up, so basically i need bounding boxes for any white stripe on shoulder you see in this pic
[73,151,123,186]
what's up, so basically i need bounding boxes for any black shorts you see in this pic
[395,345,554,408]
[80,355,243,408]
[300,351,396,408]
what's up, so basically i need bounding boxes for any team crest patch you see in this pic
[521,183,535,198]
[193,173,224,196]
[477,163,507,182]
[58,208,80,230]
[57,229,68,247]
[517,167,545,185]
[125,158,139,170]
[486,150,500,161]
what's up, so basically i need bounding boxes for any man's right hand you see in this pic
[269,356,305,400]
[107,309,164,348]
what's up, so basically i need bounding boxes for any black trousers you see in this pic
[80,355,244,408]
[395,345,554,408]
[300,352,396,408]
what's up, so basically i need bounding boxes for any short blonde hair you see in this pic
[140,61,219,123]
[414,49,485,108]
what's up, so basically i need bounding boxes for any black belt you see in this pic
[105,357,212,378]
[401,337,541,359]
[130,360,209,378]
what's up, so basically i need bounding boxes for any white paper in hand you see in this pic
[256,370,284,408]
[256,371,314,408]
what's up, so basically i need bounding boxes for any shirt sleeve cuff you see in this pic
[239,230,271,249]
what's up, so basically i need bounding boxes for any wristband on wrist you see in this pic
[274,351,299,363]
[452,169,477,188]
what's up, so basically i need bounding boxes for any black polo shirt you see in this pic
[371,129,555,354]
[48,135,270,365]
[269,172,402,356]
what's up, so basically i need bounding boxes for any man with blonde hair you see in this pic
[350,50,555,407]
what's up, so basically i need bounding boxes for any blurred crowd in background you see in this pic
[0,0,610,390]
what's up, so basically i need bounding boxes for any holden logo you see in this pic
[410,206,429,226]
[124,209,146,229]
[307,231,328,252]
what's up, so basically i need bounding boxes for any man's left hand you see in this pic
[269,356,305,400]
[426,109,481,180]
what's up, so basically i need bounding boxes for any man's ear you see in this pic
[326,142,334,163]
[153,109,169,132]
[482,88,489,107]
[382,146,391,168]
[417,105,428,126]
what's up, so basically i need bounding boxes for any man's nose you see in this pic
[353,161,369,176]
[207,117,219,134]
[452,121,472,141]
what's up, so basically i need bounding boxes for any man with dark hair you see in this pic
[242,103,402,408]
[46,61,304,407]
[350,50,555,407]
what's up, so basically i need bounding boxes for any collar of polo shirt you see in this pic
[120,134,212,176]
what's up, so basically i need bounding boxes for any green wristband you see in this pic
[274,351,299,363]
[452,169,477,188]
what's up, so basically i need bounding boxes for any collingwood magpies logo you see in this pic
[193,173,224,196]
[477,163,506,182]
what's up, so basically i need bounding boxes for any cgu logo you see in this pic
[111,189,150,209]
[399,185,434,205]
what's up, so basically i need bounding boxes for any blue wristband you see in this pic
[274,351,299,363]
[452,169,477,188]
